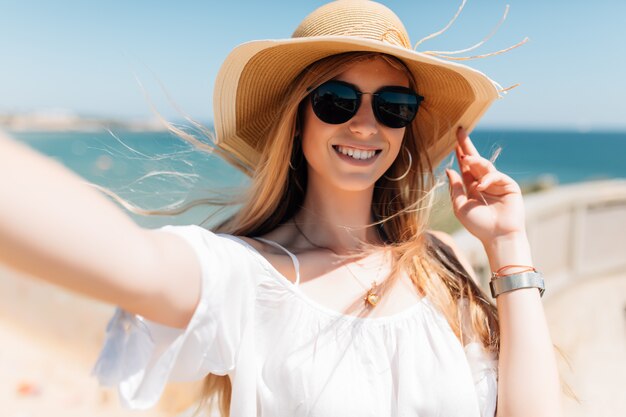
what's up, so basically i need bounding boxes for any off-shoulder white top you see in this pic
[93,224,498,416]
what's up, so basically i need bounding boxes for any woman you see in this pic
[0,1,562,416]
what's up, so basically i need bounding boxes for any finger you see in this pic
[455,143,466,160]
[456,145,476,190]
[446,168,468,210]
[455,145,472,174]
[455,145,463,165]
[462,154,495,179]
[476,171,520,194]
[476,171,503,191]
[457,127,481,158]
[461,168,476,193]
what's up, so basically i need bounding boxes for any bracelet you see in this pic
[490,272,545,298]
[489,267,545,298]
[493,264,536,277]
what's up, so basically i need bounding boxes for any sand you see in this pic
[0,265,202,417]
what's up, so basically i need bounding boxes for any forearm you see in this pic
[0,132,150,304]
[484,233,563,417]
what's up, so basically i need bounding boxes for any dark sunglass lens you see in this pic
[375,90,421,128]
[311,82,359,124]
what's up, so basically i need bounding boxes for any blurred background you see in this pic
[1,1,624,416]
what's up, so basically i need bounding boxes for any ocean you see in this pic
[10,129,626,227]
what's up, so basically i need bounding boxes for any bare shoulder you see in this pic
[427,229,478,281]
[234,225,296,257]
[233,233,300,283]
[236,235,268,253]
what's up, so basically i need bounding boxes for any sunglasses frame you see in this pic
[309,80,424,129]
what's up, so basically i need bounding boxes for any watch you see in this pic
[489,271,545,298]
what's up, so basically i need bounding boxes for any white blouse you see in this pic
[93,225,498,416]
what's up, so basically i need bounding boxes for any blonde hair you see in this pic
[184,52,500,416]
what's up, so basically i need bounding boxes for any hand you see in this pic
[445,127,526,244]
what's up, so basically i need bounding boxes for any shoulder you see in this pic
[230,235,285,258]
[225,234,303,284]
[235,235,267,253]
[231,223,300,258]
[427,229,457,248]
[426,230,477,281]
[426,229,464,257]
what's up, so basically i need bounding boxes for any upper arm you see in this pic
[0,131,202,329]
[127,227,203,329]
[93,227,250,407]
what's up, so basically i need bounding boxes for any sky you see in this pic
[1,0,625,131]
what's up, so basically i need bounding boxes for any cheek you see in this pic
[386,128,406,160]
[301,105,331,164]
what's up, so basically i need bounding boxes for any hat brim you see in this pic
[213,36,501,174]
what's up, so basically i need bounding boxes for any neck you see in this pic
[295,177,381,253]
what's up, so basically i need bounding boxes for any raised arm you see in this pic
[0,131,201,329]
[446,128,562,417]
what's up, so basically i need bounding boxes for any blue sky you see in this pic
[1,0,625,131]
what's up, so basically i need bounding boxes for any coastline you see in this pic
[0,112,167,132]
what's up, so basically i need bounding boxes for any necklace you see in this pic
[292,219,385,307]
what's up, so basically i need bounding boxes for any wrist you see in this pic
[482,232,533,273]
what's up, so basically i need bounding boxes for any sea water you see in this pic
[10,129,626,228]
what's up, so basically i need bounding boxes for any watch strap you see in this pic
[489,271,545,298]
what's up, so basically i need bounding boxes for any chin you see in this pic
[331,173,382,192]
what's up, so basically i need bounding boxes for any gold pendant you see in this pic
[364,281,380,307]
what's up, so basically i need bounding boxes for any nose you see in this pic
[348,94,378,137]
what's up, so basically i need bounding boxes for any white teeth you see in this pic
[335,146,378,160]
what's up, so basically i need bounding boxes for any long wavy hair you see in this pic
[187,52,501,416]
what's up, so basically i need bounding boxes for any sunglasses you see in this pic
[309,80,424,129]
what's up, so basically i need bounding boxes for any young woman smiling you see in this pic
[0,1,562,416]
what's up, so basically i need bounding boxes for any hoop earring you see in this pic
[383,146,412,181]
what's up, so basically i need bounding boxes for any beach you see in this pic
[0,265,202,417]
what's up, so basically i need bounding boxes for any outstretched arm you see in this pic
[445,127,563,417]
[0,132,201,328]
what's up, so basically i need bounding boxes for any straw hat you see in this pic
[213,0,501,174]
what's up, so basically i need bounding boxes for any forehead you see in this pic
[333,57,410,89]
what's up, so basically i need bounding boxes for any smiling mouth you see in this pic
[332,145,382,161]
